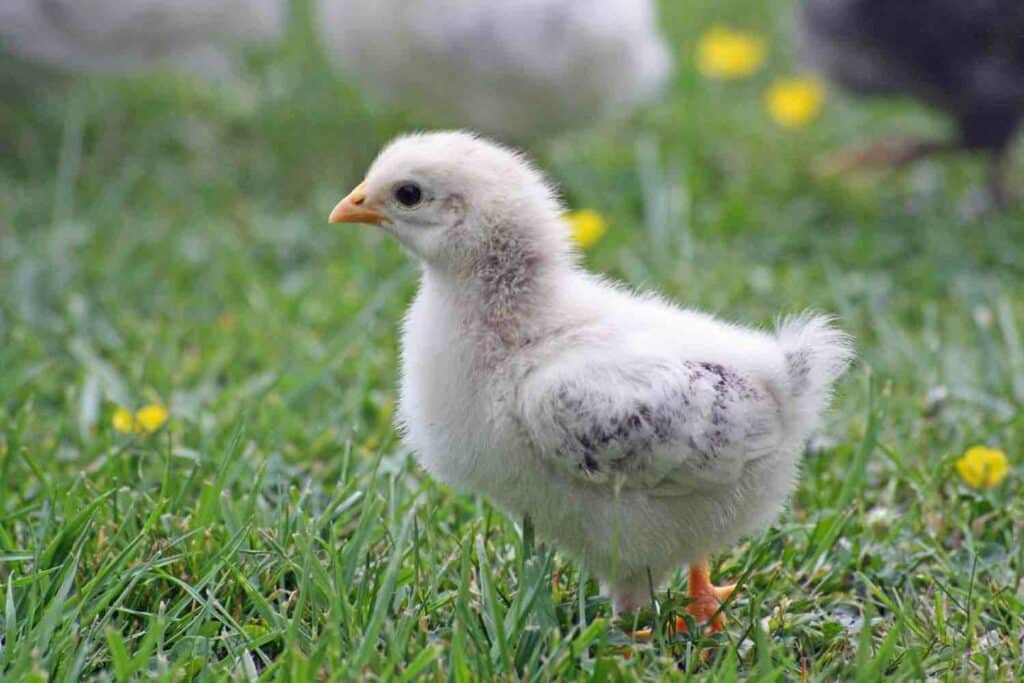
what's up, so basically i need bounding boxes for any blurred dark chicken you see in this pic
[797,0,1024,205]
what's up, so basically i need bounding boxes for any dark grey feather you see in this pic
[535,360,781,490]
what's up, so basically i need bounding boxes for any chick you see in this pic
[0,0,285,76]
[316,0,671,138]
[797,0,1024,205]
[328,132,852,629]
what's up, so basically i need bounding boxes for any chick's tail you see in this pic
[773,314,854,439]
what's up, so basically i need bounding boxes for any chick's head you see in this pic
[329,131,570,272]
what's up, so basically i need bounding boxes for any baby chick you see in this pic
[316,0,670,138]
[0,0,284,76]
[328,132,852,629]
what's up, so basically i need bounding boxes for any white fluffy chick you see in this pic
[328,132,852,630]
[316,0,671,138]
[0,0,285,76]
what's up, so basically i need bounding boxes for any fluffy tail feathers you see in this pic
[774,314,854,438]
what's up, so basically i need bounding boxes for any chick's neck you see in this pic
[425,216,574,357]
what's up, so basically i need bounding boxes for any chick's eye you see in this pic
[394,183,422,207]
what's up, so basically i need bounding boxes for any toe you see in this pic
[711,582,737,602]
[685,593,729,633]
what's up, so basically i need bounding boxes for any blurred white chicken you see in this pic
[328,131,853,631]
[316,0,672,138]
[0,0,286,76]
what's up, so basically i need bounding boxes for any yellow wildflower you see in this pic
[955,446,1009,489]
[112,403,169,435]
[112,407,136,434]
[135,404,169,433]
[697,26,766,80]
[766,77,825,128]
[565,209,607,249]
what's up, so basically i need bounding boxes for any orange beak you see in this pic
[328,182,387,225]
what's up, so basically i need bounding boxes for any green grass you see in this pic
[2,1,1023,679]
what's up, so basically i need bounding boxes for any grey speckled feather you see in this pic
[521,359,782,493]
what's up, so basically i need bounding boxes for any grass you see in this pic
[1,0,1023,679]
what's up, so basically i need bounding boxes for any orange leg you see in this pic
[816,137,951,176]
[675,559,736,633]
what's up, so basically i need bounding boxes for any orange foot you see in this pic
[674,560,736,634]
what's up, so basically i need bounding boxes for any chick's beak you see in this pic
[328,182,386,225]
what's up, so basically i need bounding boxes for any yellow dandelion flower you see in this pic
[766,77,826,128]
[697,26,766,80]
[135,404,169,433]
[565,209,607,249]
[955,446,1009,489]
[112,403,169,435]
[112,407,137,434]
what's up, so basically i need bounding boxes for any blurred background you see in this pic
[3,0,1021,422]
[1,0,1022,678]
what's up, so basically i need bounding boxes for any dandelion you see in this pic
[565,209,607,249]
[766,77,826,128]
[955,446,1009,489]
[696,26,766,80]
[112,407,136,434]
[112,403,169,435]
[136,404,169,433]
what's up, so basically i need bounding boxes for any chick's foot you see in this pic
[675,560,736,634]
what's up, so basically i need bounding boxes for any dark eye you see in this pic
[394,183,422,207]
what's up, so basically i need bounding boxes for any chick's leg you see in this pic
[611,582,649,617]
[610,577,657,639]
[988,150,1013,210]
[817,138,952,176]
[676,559,736,633]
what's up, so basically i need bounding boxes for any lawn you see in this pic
[1,1,1022,679]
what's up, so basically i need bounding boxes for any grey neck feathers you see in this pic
[429,215,571,354]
